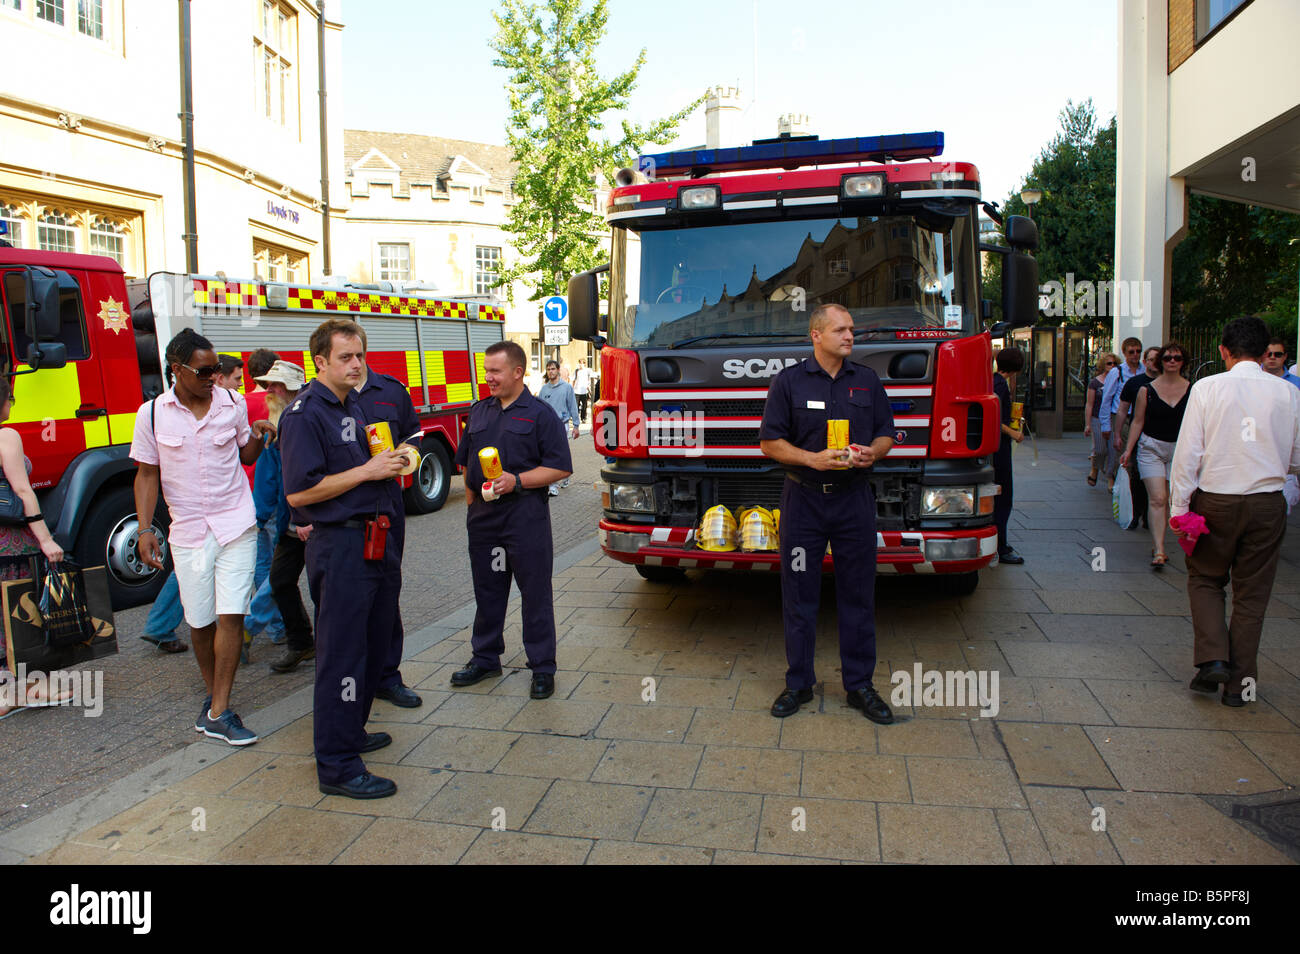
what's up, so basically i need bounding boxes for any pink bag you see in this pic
[1169,512,1208,556]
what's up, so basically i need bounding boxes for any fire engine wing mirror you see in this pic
[25,267,62,341]
[1004,214,1038,252]
[1002,250,1039,330]
[25,341,67,371]
[567,263,609,342]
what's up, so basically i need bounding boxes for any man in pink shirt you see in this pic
[131,329,275,745]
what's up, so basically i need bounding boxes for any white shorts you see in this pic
[171,526,258,628]
[1136,434,1176,480]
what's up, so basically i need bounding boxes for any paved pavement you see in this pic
[5,435,1299,864]
[0,425,605,834]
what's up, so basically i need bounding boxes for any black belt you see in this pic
[785,472,868,495]
[316,519,369,529]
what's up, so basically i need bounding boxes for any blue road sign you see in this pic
[543,296,568,323]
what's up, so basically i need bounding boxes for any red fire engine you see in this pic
[567,131,1039,593]
[0,248,501,608]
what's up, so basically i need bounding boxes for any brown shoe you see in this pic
[270,646,315,673]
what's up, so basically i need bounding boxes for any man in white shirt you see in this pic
[573,359,592,424]
[1169,316,1300,707]
[1100,336,1144,489]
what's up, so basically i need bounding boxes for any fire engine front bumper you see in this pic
[598,520,997,574]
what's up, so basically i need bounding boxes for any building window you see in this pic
[37,209,77,253]
[254,0,295,129]
[378,243,411,282]
[891,263,913,302]
[88,215,125,264]
[1,1,23,12]
[36,0,61,23]
[1196,0,1251,41]
[253,239,306,283]
[475,246,501,295]
[0,203,24,248]
[76,0,100,37]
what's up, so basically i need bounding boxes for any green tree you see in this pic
[491,0,700,302]
[987,99,1117,326]
[1171,195,1300,340]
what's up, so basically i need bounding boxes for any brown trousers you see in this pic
[1186,490,1286,693]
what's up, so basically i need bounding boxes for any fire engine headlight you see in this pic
[604,530,650,553]
[925,538,979,561]
[678,186,720,210]
[610,483,656,513]
[841,174,885,199]
[921,487,974,516]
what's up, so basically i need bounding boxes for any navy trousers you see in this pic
[466,492,557,675]
[377,514,407,691]
[993,446,1013,554]
[778,478,879,692]
[306,524,401,786]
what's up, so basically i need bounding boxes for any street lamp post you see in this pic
[1020,187,1042,221]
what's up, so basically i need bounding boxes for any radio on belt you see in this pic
[363,514,390,561]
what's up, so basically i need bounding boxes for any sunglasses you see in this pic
[182,363,223,379]
[1267,351,1286,358]
[1161,354,1184,363]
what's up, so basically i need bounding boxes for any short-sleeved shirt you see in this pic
[455,387,572,488]
[993,373,1013,465]
[759,357,895,484]
[355,369,422,517]
[1118,372,1152,421]
[278,379,394,526]
[1087,376,1105,418]
[129,386,255,547]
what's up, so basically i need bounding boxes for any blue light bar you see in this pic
[640,131,944,178]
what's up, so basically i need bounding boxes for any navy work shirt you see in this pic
[993,372,1013,464]
[279,378,395,525]
[355,369,422,515]
[454,387,573,488]
[759,356,895,484]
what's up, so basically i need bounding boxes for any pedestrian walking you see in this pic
[451,341,572,700]
[574,358,592,423]
[245,360,315,673]
[1114,346,1160,529]
[1083,353,1117,486]
[131,329,273,746]
[1101,337,1144,492]
[1121,342,1190,568]
[758,303,896,724]
[992,347,1026,565]
[537,358,579,496]
[353,332,423,709]
[1170,316,1300,707]
[279,319,408,798]
[1263,338,1300,389]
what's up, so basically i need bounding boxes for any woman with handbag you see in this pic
[0,377,72,716]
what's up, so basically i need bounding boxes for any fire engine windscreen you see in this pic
[608,212,976,349]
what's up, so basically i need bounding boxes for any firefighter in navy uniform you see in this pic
[758,303,897,724]
[352,338,424,709]
[451,340,572,700]
[279,318,408,800]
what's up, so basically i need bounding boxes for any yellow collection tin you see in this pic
[1010,402,1024,431]
[479,446,503,480]
[365,422,394,456]
[827,418,850,468]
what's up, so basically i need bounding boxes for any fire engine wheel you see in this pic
[943,571,980,596]
[74,486,172,611]
[404,438,452,515]
[635,564,688,583]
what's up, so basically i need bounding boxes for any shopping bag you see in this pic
[1112,469,1134,529]
[37,559,96,650]
[3,563,117,673]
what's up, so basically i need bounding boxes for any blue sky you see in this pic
[341,0,1118,205]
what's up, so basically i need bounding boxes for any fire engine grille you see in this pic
[713,474,786,511]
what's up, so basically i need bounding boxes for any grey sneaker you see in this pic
[195,695,212,732]
[200,708,259,746]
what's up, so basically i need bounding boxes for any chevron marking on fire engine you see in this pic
[301,351,317,381]
[82,416,110,449]
[108,412,138,445]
